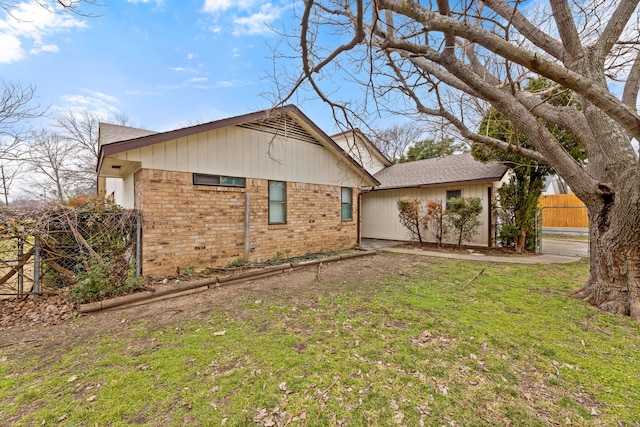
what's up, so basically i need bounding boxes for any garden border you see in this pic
[78,250,378,313]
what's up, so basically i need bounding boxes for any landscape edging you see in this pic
[78,249,377,313]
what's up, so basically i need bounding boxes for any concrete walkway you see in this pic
[360,239,583,264]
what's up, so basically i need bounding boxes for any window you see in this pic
[193,173,245,188]
[269,181,286,224]
[446,189,462,209]
[341,187,352,220]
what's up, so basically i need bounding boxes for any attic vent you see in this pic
[237,114,321,145]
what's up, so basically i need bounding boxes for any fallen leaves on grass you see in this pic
[253,406,307,426]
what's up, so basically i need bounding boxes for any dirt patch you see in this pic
[0,252,418,347]
[0,294,74,329]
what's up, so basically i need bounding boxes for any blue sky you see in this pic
[0,0,344,133]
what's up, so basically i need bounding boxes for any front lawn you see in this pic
[1,254,638,426]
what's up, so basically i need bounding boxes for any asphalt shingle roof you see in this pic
[373,152,508,189]
[99,123,158,145]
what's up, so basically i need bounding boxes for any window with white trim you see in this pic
[269,181,286,224]
[341,187,352,220]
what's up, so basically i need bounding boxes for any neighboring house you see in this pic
[361,153,508,246]
[331,129,392,175]
[542,174,573,195]
[97,105,379,277]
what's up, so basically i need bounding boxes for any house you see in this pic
[360,153,508,246]
[97,105,379,277]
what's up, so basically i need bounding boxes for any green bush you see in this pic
[68,258,142,303]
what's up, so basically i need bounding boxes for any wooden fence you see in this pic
[538,194,589,228]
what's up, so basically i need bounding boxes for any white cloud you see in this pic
[60,89,120,117]
[0,33,24,63]
[201,0,283,36]
[232,4,282,36]
[0,1,87,63]
[170,66,198,73]
[202,0,255,14]
[214,79,250,88]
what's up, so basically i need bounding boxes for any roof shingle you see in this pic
[373,153,507,189]
[99,123,157,145]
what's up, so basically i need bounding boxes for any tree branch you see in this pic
[595,0,640,59]
[482,0,567,62]
[549,0,583,61]
[622,50,640,113]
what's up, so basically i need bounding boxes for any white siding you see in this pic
[111,126,366,188]
[105,175,135,209]
[361,184,496,246]
[333,133,388,175]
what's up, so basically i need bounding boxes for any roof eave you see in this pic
[371,176,505,192]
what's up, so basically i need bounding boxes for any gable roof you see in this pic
[331,129,392,168]
[97,105,379,186]
[372,152,508,190]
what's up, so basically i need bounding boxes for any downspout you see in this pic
[488,186,493,247]
[357,189,362,245]
[244,191,251,260]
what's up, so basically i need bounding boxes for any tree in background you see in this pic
[400,137,468,162]
[473,78,586,253]
[368,123,424,162]
[54,109,129,194]
[446,197,483,247]
[24,129,81,203]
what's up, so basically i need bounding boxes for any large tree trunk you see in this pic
[573,193,640,318]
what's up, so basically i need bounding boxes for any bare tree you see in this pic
[278,1,640,318]
[368,123,425,161]
[0,81,44,141]
[1,0,101,17]
[24,129,83,203]
[53,109,129,193]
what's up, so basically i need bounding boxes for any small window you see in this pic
[446,189,462,209]
[269,181,286,224]
[193,173,245,188]
[341,187,352,220]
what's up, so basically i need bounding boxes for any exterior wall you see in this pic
[135,169,358,277]
[332,132,388,175]
[105,175,136,208]
[110,125,366,189]
[361,184,496,246]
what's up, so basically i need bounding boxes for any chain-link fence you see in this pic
[0,203,141,300]
[536,206,589,257]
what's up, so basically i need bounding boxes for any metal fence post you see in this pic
[33,236,40,294]
[135,210,142,277]
[17,237,23,298]
[533,208,544,254]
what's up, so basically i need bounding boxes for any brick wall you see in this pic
[134,169,359,277]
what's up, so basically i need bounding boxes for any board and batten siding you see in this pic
[332,133,388,175]
[107,125,366,204]
[361,184,496,246]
